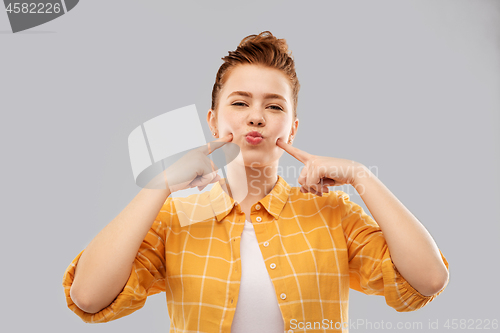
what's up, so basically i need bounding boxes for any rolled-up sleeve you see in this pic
[62,218,168,323]
[337,191,449,312]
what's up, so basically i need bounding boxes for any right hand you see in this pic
[161,133,233,194]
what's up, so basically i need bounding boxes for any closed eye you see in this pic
[232,102,246,107]
[231,102,283,111]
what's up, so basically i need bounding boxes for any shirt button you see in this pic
[263,241,269,247]
[280,293,287,300]
[270,263,276,269]
[288,330,294,333]
[256,216,262,222]
[234,202,238,206]
[255,204,261,210]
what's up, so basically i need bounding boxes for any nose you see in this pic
[249,119,264,126]
[248,109,265,126]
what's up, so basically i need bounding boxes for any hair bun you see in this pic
[238,31,293,58]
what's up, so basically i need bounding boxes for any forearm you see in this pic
[352,165,449,296]
[70,186,170,313]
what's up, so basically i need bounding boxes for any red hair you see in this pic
[211,31,300,119]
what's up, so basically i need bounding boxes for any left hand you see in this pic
[276,138,364,196]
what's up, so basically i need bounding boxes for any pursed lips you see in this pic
[246,131,264,138]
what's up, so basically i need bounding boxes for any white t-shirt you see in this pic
[231,220,285,333]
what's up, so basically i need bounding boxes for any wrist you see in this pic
[351,163,372,187]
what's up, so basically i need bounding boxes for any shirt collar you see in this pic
[209,175,292,222]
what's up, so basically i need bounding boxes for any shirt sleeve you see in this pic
[337,191,449,312]
[62,201,170,323]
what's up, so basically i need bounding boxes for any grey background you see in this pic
[1,0,499,332]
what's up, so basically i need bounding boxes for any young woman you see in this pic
[63,31,449,333]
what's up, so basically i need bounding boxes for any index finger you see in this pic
[206,133,233,155]
[276,137,310,163]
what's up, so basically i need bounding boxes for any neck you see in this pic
[221,158,279,205]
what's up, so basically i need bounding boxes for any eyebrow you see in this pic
[227,91,288,103]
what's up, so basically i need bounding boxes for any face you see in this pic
[207,64,299,167]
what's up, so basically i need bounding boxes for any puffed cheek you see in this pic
[276,136,287,144]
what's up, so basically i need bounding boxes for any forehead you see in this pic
[222,64,291,99]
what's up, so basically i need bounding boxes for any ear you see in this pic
[207,108,216,132]
[291,117,299,138]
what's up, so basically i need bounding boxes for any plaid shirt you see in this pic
[62,175,449,332]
